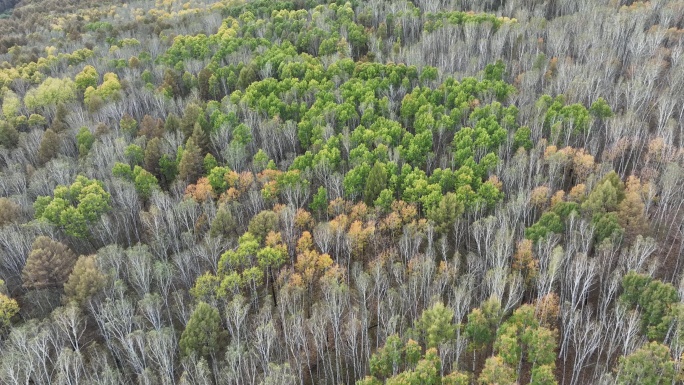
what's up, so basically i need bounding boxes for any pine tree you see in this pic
[190,121,209,154]
[37,128,60,165]
[50,103,69,133]
[616,342,675,385]
[0,120,19,148]
[416,302,456,348]
[144,137,162,176]
[0,197,20,226]
[178,138,203,183]
[22,236,78,290]
[179,302,227,359]
[363,161,387,206]
[63,255,105,306]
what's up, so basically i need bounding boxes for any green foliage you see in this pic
[179,302,228,359]
[369,335,404,378]
[112,163,159,199]
[364,161,388,206]
[76,127,95,157]
[589,97,613,119]
[34,176,111,238]
[2,90,21,119]
[207,166,230,193]
[620,272,678,341]
[490,305,557,383]
[484,60,506,81]
[84,72,121,108]
[0,1,668,383]
[159,154,178,186]
[592,212,623,243]
[210,206,236,239]
[178,138,204,182]
[415,302,456,348]
[74,65,99,91]
[0,293,18,330]
[203,153,218,174]
[478,356,516,385]
[310,186,328,214]
[24,77,77,110]
[0,120,19,148]
[525,212,564,242]
[616,342,675,385]
[582,176,622,214]
[464,300,500,352]
[133,166,159,200]
[124,144,144,166]
[513,126,533,151]
[248,210,279,242]
[120,115,138,136]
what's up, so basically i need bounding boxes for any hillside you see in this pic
[0,0,684,384]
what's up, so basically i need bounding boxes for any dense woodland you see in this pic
[1,0,684,384]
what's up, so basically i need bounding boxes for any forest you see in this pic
[0,0,684,383]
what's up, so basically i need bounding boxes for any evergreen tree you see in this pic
[190,121,210,154]
[179,302,227,359]
[144,137,162,176]
[22,236,78,290]
[37,128,60,165]
[63,255,105,306]
[178,138,203,183]
[363,161,387,206]
[616,342,675,385]
[0,120,19,148]
[415,302,456,348]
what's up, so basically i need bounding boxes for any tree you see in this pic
[364,161,387,206]
[248,210,279,242]
[416,302,456,348]
[76,127,95,157]
[144,137,162,176]
[37,128,60,165]
[617,177,649,238]
[124,144,144,166]
[84,73,121,107]
[209,206,236,239]
[179,302,227,359]
[461,301,502,372]
[180,103,203,139]
[198,68,214,101]
[0,120,19,148]
[0,198,20,226]
[138,115,164,139]
[120,114,138,136]
[427,192,463,234]
[0,289,18,330]
[620,272,678,341]
[616,342,675,385]
[133,166,159,200]
[237,64,257,89]
[50,103,69,133]
[478,356,516,385]
[24,77,77,110]
[512,239,538,287]
[22,236,77,290]
[63,255,106,307]
[34,176,112,238]
[178,138,204,183]
[190,122,209,154]
[74,65,99,91]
